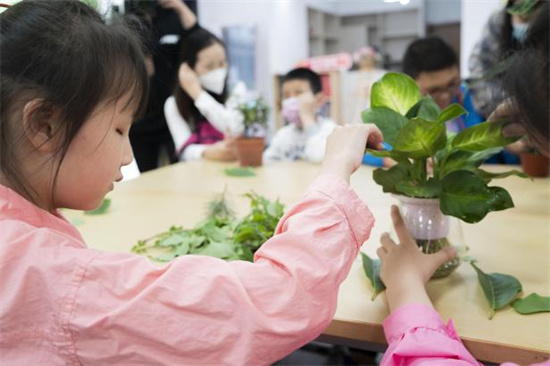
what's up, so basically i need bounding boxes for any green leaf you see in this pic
[155,253,178,262]
[196,241,237,259]
[452,120,520,152]
[393,118,447,158]
[362,107,409,145]
[471,262,522,319]
[224,167,256,177]
[507,0,538,15]
[512,293,550,315]
[158,234,187,247]
[373,165,410,194]
[436,104,468,124]
[406,96,441,121]
[361,253,386,300]
[371,72,422,115]
[84,198,111,216]
[475,168,530,182]
[438,148,502,178]
[396,178,441,198]
[440,171,514,223]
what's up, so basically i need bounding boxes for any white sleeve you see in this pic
[182,144,207,161]
[194,91,244,136]
[304,119,336,164]
[164,96,192,157]
[263,128,288,162]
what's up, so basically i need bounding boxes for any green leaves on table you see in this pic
[471,262,522,319]
[512,293,550,315]
[131,191,284,263]
[84,198,111,215]
[224,167,256,177]
[361,253,385,300]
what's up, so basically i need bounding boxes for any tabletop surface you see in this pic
[65,161,550,364]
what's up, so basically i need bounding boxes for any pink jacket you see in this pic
[381,304,550,366]
[0,175,374,365]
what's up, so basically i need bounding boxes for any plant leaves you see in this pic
[436,104,468,124]
[440,170,514,223]
[224,167,256,177]
[393,118,447,158]
[373,165,410,194]
[84,198,111,216]
[406,96,441,121]
[512,293,550,315]
[371,72,422,115]
[471,262,522,319]
[475,168,529,182]
[362,107,409,145]
[438,148,502,178]
[396,178,441,198]
[507,0,538,15]
[452,120,520,152]
[361,253,386,300]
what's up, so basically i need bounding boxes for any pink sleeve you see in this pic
[70,174,374,365]
[381,304,483,366]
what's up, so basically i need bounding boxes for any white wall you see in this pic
[461,0,502,77]
[425,0,461,25]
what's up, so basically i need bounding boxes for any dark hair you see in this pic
[0,0,148,205]
[174,27,227,132]
[402,37,458,79]
[283,67,322,94]
[503,1,549,147]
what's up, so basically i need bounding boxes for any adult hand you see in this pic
[178,63,202,100]
[320,124,383,183]
[297,91,317,129]
[202,139,237,162]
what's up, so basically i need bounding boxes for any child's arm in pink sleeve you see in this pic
[70,174,374,365]
[381,304,483,366]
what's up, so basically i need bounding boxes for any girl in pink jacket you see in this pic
[378,3,550,365]
[0,1,385,364]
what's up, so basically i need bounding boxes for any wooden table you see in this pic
[65,161,550,364]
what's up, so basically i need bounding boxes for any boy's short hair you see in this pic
[403,37,458,79]
[283,67,322,94]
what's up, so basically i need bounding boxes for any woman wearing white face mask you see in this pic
[162,0,244,162]
[468,0,542,119]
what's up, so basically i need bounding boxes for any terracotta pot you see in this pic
[520,153,550,177]
[234,137,265,167]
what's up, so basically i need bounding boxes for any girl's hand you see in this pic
[378,206,457,312]
[178,63,202,100]
[320,124,383,183]
[297,91,317,129]
[202,140,237,162]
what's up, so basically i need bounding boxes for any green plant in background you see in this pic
[131,191,284,262]
[237,97,270,138]
[362,72,527,224]
[84,198,111,215]
[507,0,539,16]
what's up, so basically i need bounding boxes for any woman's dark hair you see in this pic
[503,1,549,147]
[283,67,322,94]
[0,0,148,205]
[402,37,458,79]
[174,27,227,132]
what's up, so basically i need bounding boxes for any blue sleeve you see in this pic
[462,87,484,129]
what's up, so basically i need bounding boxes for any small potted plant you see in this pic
[520,142,549,177]
[235,97,269,167]
[362,72,527,278]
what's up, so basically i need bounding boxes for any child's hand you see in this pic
[320,124,383,183]
[178,63,202,100]
[378,205,457,311]
[203,139,237,162]
[298,91,317,129]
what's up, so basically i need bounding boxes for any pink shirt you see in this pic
[0,175,374,365]
[381,304,550,366]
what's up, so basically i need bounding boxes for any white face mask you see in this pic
[512,22,529,42]
[199,67,228,95]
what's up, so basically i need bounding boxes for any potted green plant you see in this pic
[235,97,269,167]
[362,72,527,278]
[520,144,549,178]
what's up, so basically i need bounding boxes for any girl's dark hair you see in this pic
[174,27,227,132]
[0,0,148,205]
[500,0,522,60]
[503,1,549,146]
[283,67,322,95]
